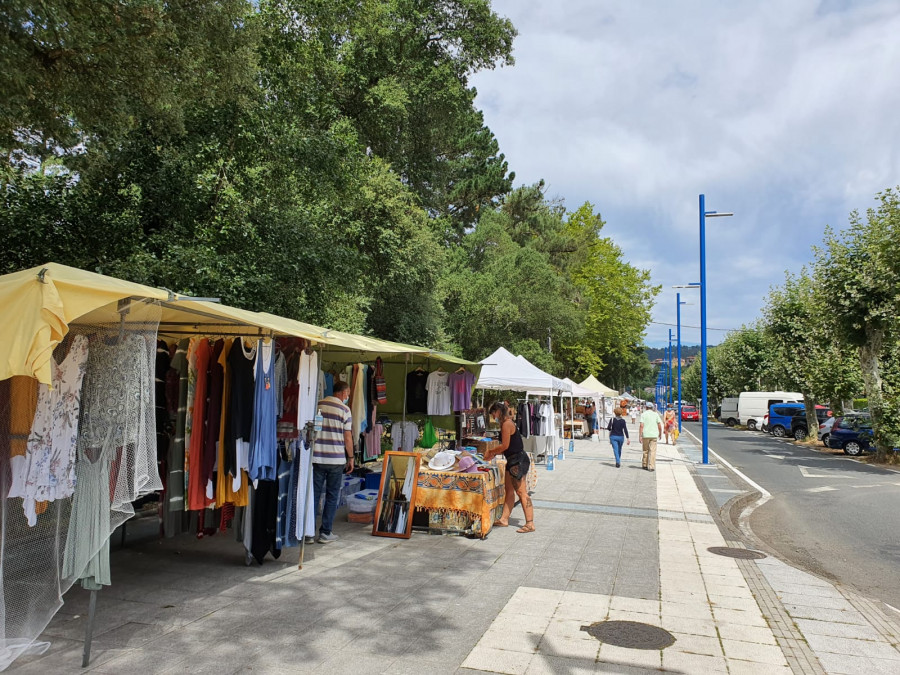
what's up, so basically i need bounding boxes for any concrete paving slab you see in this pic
[720,638,789,665]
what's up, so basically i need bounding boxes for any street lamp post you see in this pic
[699,194,733,465]
[667,329,673,408]
[671,286,698,433]
[677,294,684,432]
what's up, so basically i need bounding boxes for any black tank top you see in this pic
[504,423,524,457]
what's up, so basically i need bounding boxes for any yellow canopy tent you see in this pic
[579,374,619,398]
[0,263,478,385]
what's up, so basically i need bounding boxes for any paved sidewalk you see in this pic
[9,422,900,673]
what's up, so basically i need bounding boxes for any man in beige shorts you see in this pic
[638,402,663,471]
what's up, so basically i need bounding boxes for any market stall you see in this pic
[476,347,571,462]
[0,263,483,670]
[558,377,601,438]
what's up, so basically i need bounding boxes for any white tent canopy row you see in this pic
[476,347,571,393]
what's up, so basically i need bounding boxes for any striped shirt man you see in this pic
[313,396,353,465]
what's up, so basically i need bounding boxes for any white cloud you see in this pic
[472,0,900,346]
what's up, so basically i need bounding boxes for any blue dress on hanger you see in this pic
[248,340,277,482]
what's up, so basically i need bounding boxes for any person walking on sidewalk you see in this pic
[639,402,663,471]
[312,380,355,543]
[606,407,629,468]
[486,402,535,533]
[663,407,677,445]
[629,406,637,424]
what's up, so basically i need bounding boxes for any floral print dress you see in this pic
[15,335,90,526]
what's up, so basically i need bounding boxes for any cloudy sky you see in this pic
[471,0,900,347]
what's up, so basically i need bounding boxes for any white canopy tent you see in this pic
[477,347,571,393]
[476,347,571,440]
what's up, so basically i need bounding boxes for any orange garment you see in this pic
[215,340,248,507]
[9,376,38,457]
[8,377,49,515]
[187,339,213,510]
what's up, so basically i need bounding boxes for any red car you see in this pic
[681,406,699,421]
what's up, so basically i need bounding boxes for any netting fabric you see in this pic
[0,299,161,669]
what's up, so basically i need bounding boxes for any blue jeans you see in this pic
[313,463,344,535]
[609,435,625,464]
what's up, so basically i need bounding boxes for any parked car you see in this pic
[767,402,805,437]
[738,391,803,431]
[717,397,739,426]
[817,416,836,446]
[681,405,699,421]
[790,406,832,441]
[827,414,873,456]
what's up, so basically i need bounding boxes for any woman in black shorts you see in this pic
[486,402,534,533]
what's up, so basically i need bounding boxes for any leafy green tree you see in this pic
[1,0,257,164]
[764,269,862,438]
[816,187,900,458]
[560,202,659,381]
[714,324,780,396]
[440,208,581,362]
[681,345,728,414]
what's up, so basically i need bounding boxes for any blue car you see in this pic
[768,402,830,439]
[827,415,873,456]
[767,402,806,438]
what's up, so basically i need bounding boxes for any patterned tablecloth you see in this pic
[415,464,504,538]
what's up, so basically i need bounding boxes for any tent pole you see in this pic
[81,589,98,667]
[401,354,409,449]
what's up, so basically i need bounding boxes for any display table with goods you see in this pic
[564,418,589,437]
[410,449,506,538]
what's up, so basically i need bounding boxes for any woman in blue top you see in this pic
[606,407,630,468]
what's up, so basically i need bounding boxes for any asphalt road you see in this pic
[701,423,900,611]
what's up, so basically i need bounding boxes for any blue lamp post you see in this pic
[672,285,698,432]
[698,194,733,465]
[667,329,673,407]
[676,294,686,432]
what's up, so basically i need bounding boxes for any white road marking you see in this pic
[798,465,859,479]
[683,428,771,497]
[806,486,838,493]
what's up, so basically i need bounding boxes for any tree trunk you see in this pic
[802,392,818,441]
[858,327,889,460]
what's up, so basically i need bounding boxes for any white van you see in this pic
[718,397,740,427]
[738,391,803,431]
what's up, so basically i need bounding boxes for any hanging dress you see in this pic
[248,339,277,483]
[215,340,248,508]
[296,349,318,429]
[14,335,90,526]
[227,339,256,491]
[164,339,189,537]
[186,339,212,510]
[63,334,160,589]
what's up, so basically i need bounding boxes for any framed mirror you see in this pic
[372,451,421,539]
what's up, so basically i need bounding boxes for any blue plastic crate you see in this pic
[364,472,382,491]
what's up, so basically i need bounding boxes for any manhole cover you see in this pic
[580,621,675,650]
[708,546,767,560]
